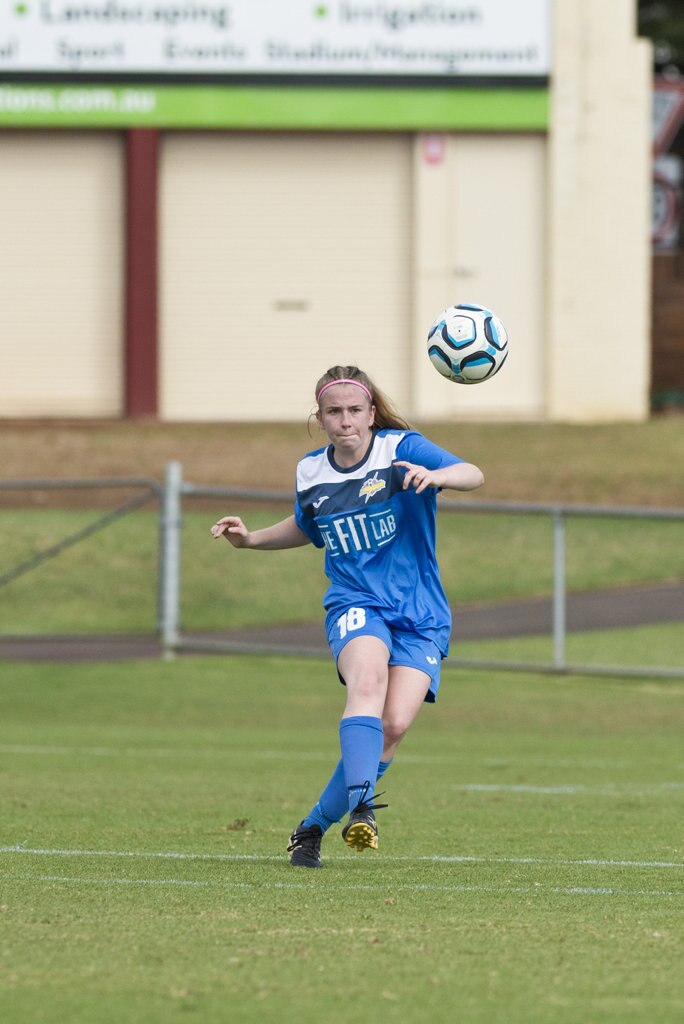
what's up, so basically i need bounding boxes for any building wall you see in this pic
[547,0,652,421]
[159,132,413,421]
[159,130,546,423]
[0,0,652,424]
[0,132,123,417]
[411,132,547,420]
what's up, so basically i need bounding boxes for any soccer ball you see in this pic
[427,303,509,384]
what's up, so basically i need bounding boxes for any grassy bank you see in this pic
[1,416,683,507]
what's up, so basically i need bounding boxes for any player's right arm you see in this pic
[210,514,311,550]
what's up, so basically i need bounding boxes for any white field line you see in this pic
[450,782,684,794]
[2,741,679,770]
[0,744,340,760]
[4,873,680,898]
[2,741,682,792]
[2,846,683,870]
[2,744,677,771]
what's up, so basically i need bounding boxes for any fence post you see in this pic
[552,509,566,670]
[160,461,183,658]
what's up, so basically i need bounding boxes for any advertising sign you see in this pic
[0,0,551,80]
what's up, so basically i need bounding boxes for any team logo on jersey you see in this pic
[359,472,386,504]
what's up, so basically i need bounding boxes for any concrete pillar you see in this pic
[547,0,652,421]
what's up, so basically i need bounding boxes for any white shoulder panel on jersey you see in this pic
[296,432,406,492]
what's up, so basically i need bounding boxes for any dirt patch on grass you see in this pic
[1,416,683,509]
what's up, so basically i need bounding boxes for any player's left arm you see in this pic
[394,459,484,494]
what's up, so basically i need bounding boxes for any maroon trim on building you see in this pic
[125,129,159,418]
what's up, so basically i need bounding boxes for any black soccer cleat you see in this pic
[287,822,323,868]
[341,785,388,853]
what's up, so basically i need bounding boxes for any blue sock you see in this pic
[302,756,394,833]
[339,715,384,813]
[302,759,346,832]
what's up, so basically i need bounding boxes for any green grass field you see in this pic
[456,622,684,673]
[2,656,683,1023]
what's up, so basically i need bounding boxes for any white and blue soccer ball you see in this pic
[427,303,509,385]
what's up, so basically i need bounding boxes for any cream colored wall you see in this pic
[0,133,123,417]
[0,2,652,425]
[161,131,547,424]
[411,133,547,420]
[547,0,652,421]
[411,0,652,424]
[159,133,412,422]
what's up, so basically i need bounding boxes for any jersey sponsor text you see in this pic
[319,505,396,557]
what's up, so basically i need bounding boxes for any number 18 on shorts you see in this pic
[326,606,444,702]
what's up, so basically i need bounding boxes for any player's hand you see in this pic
[210,516,252,547]
[393,460,438,494]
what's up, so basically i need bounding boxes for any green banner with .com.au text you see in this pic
[0,83,548,130]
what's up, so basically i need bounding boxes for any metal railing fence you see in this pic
[0,476,164,628]
[1,464,682,679]
[164,462,684,680]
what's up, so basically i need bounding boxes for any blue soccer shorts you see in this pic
[326,605,443,703]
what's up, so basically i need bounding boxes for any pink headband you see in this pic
[316,378,373,404]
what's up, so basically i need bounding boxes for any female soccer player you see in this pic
[211,366,484,867]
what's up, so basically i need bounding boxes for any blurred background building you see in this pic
[0,0,670,423]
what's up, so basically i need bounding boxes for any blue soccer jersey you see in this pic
[294,429,461,656]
